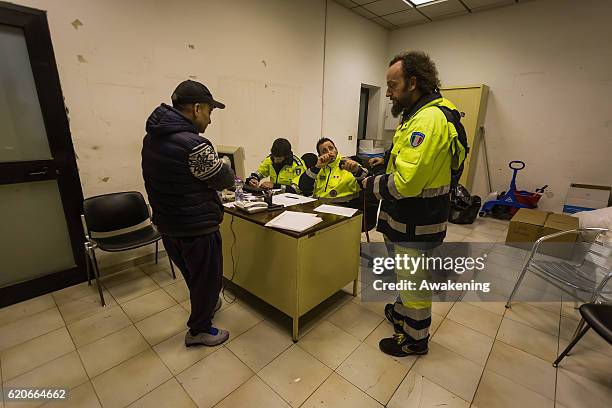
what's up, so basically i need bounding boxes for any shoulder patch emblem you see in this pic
[410,131,426,148]
[295,168,302,176]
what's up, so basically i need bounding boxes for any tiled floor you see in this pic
[0,218,610,407]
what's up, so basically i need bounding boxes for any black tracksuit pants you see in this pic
[161,230,222,334]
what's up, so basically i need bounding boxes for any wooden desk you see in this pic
[220,201,362,341]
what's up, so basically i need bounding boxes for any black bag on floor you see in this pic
[449,185,481,225]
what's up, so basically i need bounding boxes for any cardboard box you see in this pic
[563,184,611,214]
[506,209,579,259]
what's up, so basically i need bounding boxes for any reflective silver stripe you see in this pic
[373,175,382,200]
[291,184,301,195]
[90,220,152,239]
[378,210,407,233]
[394,303,432,320]
[306,168,318,179]
[387,173,404,200]
[414,222,447,236]
[354,166,368,181]
[401,322,430,341]
[420,185,450,198]
[317,192,359,203]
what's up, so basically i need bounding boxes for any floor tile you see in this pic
[147,267,183,288]
[153,330,220,375]
[496,317,559,361]
[67,305,131,348]
[556,368,612,408]
[472,369,554,408]
[446,301,503,338]
[0,294,56,327]
[387,370,470,408]
[258,345,331,407]
[301,372,383,408]
[77,325,149,378]
[0,327,75,381]
[135,304,189,346]
[465,301,507,316]
[52,282,105,306]
[121,288,177,322]
[177,347,253,408]
[226,320,293,372]
[412,342,484,402]
[3,351,88,394]
[162,280,190,303]
[100,267,146,288]
[0,307,64,351]
[215,376,289,408]
[556,339,612,387]
[127,378,196,408]
[336,343,408,405]
[504,302,560,336]
[298,321,361,370]
[327,302,383,340]
[57,289,115,325]
[91,349,172,408]
[212,302,263,339]
[105,275,159,304]
[40,380,101,408]
[486,340,556,399]
[431,319,494,365]
[431,301,454,317]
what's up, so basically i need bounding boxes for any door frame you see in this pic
[0,2,86,307]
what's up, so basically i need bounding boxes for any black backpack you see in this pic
[437,106,469,188]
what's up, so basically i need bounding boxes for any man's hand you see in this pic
[259,180,274,189]
[248,178,258,187]
[340,159,360,173]
[369,157,384,167]
[361,177,370,189]
[315,153,334,168]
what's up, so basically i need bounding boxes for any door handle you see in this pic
[29,166,49,176]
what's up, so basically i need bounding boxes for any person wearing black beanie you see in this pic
[246,138,306,193]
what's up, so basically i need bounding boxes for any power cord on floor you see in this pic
[221,215,238,304]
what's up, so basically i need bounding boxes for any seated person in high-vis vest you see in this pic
[246,138,305,193]
[298,138,369,205]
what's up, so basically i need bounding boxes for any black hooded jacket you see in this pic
[142,103,234,236]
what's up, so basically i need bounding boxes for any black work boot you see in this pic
[379,333,429,357]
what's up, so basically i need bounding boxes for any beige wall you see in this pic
[321,1,388,156]
[388,0,612,211]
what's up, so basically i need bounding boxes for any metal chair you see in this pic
[505,228,611,310]
[82,191,175,306]
[553,303,612,367]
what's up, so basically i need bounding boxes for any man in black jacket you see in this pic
[142,80,234,347]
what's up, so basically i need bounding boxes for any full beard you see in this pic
[391,100,404,117]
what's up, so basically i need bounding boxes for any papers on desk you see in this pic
[265,211,323,233]
[314,204,358,217]
[223,202,235,208]
[272,193,317,207]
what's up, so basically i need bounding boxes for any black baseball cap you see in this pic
[171,80,225,109]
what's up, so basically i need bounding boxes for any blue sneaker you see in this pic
[185,326,229,347]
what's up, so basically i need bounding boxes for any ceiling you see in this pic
[333,0,529,30]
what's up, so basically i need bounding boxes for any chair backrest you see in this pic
[83,191,150,234]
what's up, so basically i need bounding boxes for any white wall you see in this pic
[321,1,388,156]
[388,0,612,211]
[12,0,326,266]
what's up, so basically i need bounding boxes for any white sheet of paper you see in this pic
[264,211,322,233]
[272,193,317,207]
[314,204,358,217]
[223,202,235,208]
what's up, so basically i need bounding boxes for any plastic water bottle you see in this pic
[234,177,244,202]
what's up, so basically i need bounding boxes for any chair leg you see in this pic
[155,241,159,264]
[169,256,176,279]
[553,324,590,367]
[569,317,588,347]
[90,248,106,307]
[505,261,531,309]
[85,243,92,285]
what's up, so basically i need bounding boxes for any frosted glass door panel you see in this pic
[0,24,51,162]
[0,180,75,288]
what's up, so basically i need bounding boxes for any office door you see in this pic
[0,2,85,307]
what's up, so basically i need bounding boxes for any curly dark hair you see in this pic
[389,51,440,95]
[316,137,335,154]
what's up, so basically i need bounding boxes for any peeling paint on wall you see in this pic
[71,19,83,30]
[77,55,87,63]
